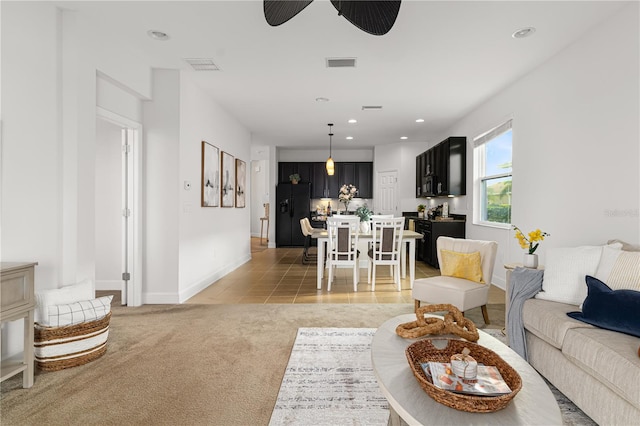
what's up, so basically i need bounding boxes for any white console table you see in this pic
[1,262,37,388]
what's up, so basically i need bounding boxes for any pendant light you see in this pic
[326,123,335,176]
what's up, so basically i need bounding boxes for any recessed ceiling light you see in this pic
[348,119,357,124]
[147,30,170,41]
[416,119,425,123]
[512,27,536,39]
[400,136,408,140]
[315,97,330,102]
[346,136,353,140]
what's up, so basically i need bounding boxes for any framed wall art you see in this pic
[221,151,235,207]
[201,141,219,207]
[235,159,246,208]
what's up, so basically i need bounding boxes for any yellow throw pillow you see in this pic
[440,250,484,283]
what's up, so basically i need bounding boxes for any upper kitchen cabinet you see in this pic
[355,162,373,198]
[336,162,373,199]
[283,161,373,199]
[416,137,466,197]
[339,163,356,188]
[278,162,312,183]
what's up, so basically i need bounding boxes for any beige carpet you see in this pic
[0,303,503,425]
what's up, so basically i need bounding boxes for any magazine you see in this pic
[422,362,512,396]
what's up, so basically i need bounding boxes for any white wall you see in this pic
[443,3,640,287]
[96,76,143,123]
[143,70,181,302]
[372,3,639,289]
[177,73,252,302]
[374,142,440,215]
[1,2,62,358]
[2,1,255,310]
[278,148,373,162]
[1,2,61,287]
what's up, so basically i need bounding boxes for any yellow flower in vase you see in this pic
[513,225,550,255]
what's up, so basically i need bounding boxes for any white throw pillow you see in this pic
[595,245,640,291]
[45,295,113,327]
[535,245,620,306]
[35,279,95,324]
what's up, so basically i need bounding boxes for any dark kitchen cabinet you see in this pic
[281,161,372,199]
[416,155,422,197]
[415,137,466,198]
[311,163,328,198]
[327,167,340,198]
[310,162,341,198]
[415,219,466,268]
[355,162,373,198]
[278,162,311,183]
[339,163,356,187]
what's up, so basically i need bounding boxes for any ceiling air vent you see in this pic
[362,105,383,110]
[326,57,357,68]
[184,58,220,71]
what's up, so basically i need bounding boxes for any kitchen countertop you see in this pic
[405,215,466,223]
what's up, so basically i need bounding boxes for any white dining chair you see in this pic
[326,216,360,292]
[367,217,404,291]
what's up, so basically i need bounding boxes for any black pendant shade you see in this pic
[264,1,313,27]
[330,1,401,36]
[264,0,401,36]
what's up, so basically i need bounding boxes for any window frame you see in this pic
[473,120,513,229]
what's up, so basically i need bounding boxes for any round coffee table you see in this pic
[371,314,562,425]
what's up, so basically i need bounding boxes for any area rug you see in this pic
[269,328,388,426]
[270,327,596,426]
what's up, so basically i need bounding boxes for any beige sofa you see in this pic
[507,275,640,425]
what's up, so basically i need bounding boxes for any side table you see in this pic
[1,262,38,388]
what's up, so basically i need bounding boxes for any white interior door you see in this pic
[96,108,143,307]
[377,170,398,215]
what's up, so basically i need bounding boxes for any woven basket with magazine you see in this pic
[405,338,522,413]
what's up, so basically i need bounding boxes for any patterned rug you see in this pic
[269,327,596,426]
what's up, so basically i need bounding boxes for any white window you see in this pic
[473,120,512,227]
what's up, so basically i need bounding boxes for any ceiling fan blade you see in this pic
[330,0,401,36]
[264,0,314,27]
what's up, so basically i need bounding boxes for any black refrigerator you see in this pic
[276,183,311,247]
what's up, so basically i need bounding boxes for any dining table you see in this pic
[312,229,423,290]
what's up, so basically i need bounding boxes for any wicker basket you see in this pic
[405,338,522,413]
[34,312,111,372]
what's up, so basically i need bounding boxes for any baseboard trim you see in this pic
[177,254,253,303]
[95,280,122,291]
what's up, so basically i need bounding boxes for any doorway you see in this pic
[95,108,142,306]
[376,170,398,215]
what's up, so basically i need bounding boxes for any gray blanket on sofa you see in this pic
[507,267,544,360]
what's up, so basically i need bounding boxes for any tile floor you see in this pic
[186,238,506,305]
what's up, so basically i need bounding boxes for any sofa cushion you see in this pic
[568,276,640,338]
[535,245,617,306]
[607,239,640,252]
[522,298,592,349]
[595,245,640,291]
[562,327,640,410]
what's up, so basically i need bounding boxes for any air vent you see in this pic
[184,58,220,71]
[326,57,357,68]
[362,105,383,110]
